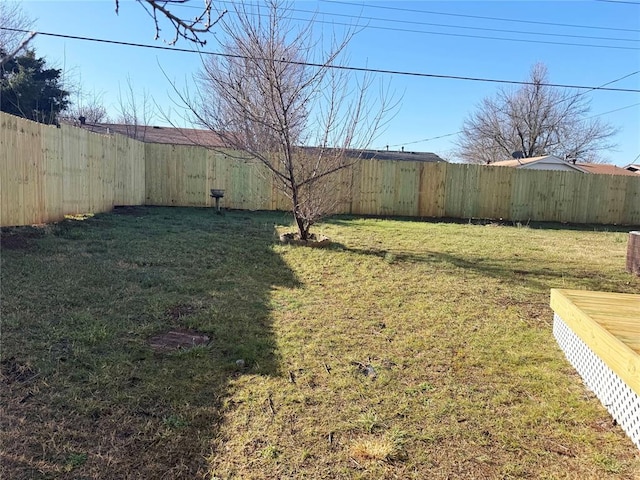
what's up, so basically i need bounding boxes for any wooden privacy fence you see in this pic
[2,112,639,227]
[1,113,144,226]
[146,143,640,225]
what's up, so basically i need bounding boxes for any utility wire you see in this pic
[219,10,640,50]
[320,0,640,33]
[387,100,640,150]
[546,70,640,111]
[284,15,640,51]
[589,101,640,117]
[384,71,640,149]
[387,131,461,149]
[2,27,639,93]
[201,2,640,43]
[596,0,640,5]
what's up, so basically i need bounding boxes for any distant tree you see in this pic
[0,1,34,52]
[0,49,70,124]
[60,91,109,125]
[0,1,36,66]
[115,75,157,140]
[115,0,226,46]
[174,0,394,240]
[456,63,617,164]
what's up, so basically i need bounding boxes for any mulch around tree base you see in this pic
[279,232,331,247]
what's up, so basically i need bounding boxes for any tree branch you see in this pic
[115,0,226,46]
[0,31,35,67]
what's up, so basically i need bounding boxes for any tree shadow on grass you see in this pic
[0,207,300,479]
[326,214,639,233]
[330,241,633,294]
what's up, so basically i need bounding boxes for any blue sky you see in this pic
[17,0,640,165]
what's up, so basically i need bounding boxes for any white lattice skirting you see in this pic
[553,313,640,449]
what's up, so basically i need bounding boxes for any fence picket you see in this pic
[1,112,638,227]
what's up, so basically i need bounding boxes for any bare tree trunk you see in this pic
[170,0,395,240]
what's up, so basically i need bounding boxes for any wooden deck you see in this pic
[550,289,640,396]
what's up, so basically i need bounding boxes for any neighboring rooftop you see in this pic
[491,155,636,176]
[75,122,228,148]
[73,122,445,162]
[356,149,445,163]
[490,156,555,168]
[577,163,639,177]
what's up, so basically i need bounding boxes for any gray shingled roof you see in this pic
[75,123,227,147]
[72,122,445,162]
[355,149,445,162]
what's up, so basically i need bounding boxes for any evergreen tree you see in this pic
[1,49,69,125]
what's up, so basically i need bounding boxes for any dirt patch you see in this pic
[148,329,210,352]
[1,357,38,384]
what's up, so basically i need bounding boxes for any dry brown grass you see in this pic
[1,209,639,479]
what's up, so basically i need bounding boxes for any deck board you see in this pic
[550,289,640,396]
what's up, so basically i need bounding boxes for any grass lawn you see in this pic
[1,207,639,479]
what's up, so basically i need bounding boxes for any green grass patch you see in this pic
[1,207,639,479]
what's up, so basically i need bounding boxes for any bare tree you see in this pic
[60,90,109,125]
[115,75,157,140]
[175,0,393,240]
[115,0,226,46]
[0,2,33,51]
[0,1,35,66]
[456,63,618,164]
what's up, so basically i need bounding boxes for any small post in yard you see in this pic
[626,231,640,276]
[210,189,225,214]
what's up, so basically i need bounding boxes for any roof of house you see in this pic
[76,122,228,148]
[490,155,548,167]
[491,155,636,176]
[491,155,588,172]
[74,122,445,162]
[356,149,445,162]
[575,163,638,176]
[623,163,640,173]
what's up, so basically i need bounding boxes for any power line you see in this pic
[2,27,638,93]
[384,71,640,149]
[546,70,640,111]
[387,131,461,149]
[596,0,640,5]
[320,0,640,33]
[218,9,640,51]
[590,101,640,117]
[206,2,640,44]
[289,16,640,51]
